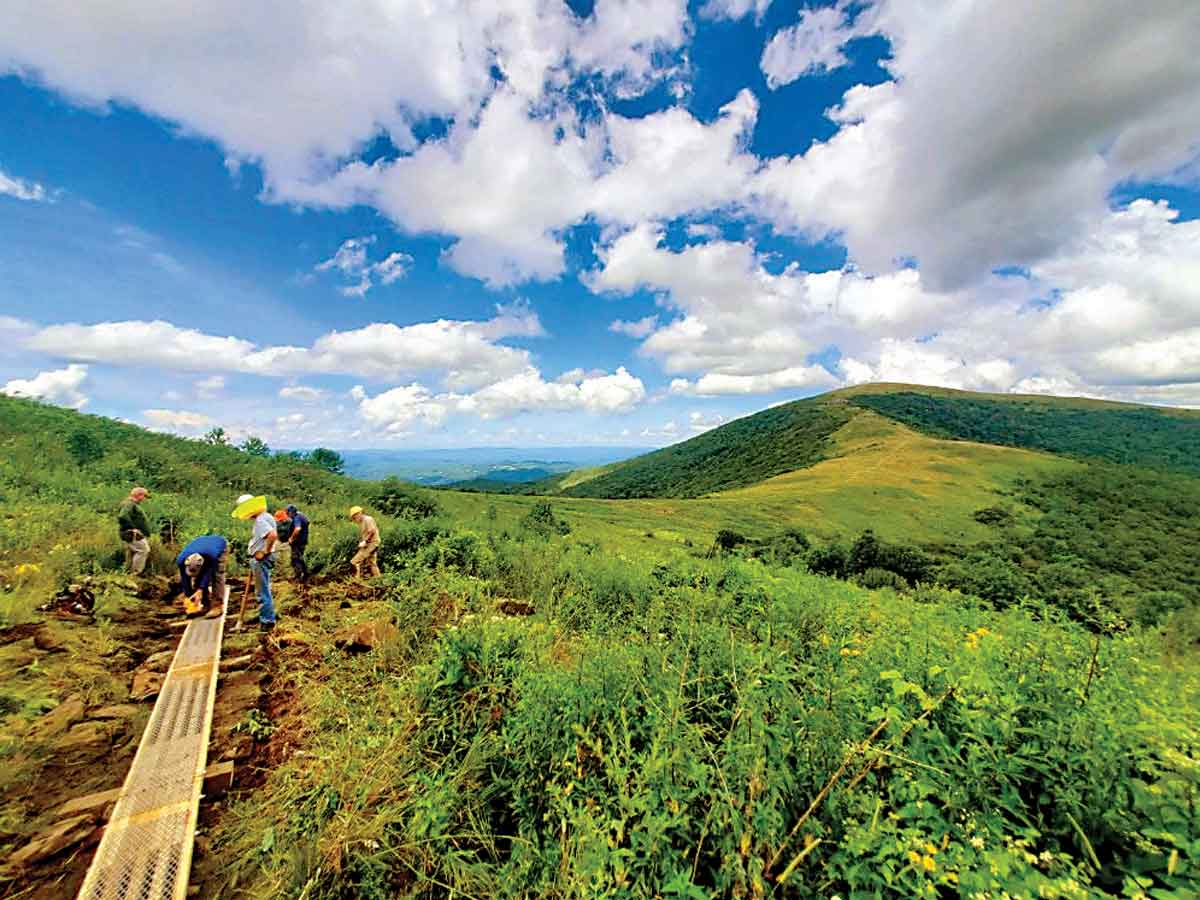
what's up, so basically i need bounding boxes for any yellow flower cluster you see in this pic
[965,626,1001,650]
[13,563,41,576]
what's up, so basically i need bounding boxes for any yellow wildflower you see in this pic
[922,855,937,872]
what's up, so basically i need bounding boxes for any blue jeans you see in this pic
[250,556,276,624]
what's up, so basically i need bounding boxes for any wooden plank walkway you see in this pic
[76,587,229,900]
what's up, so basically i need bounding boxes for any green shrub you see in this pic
[369,476,441,520]
[712,528,747,553]
[808,542,849,578]
[66,430,104,466]
[856,566,909,590]
[750,527,810,566]
[521,500,570,536]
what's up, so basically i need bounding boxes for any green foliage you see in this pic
[521,500,570,536]
[808,542,849,578]
[852,391,1200,475]
[370,476,441,520]
[856,566,909,590]
[712,528,748,552]
[561,401,853,498]
[240,435,271,457]
[218,549,1200,899]
[203,426,230,446]
[936,550,1033,607]
[973,505,1013,526]
[306,447,345,475]
[749,527,810,566]
[65,429,104,466]
[233,709,276,741]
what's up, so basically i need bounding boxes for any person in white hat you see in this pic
[234,494,278,631]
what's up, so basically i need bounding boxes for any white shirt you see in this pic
[248,511,277,559]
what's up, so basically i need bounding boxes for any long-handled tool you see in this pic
[232,570,253,632]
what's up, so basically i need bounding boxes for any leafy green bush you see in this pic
[66,429,104,466]
[370,476,441,520]
[712,528,748,553]
[936,550,1033,607]
[750,527,810,567]
[808,542,849,578]
[973,505,1013,526]
[226,563,1200,898]
[520,500,570,536]
[856,566,909,590]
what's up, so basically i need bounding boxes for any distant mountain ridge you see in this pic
[340,446,641,483]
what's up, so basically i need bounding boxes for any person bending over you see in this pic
[176,534,229,618]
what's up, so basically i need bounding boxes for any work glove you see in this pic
[253,550,267,561]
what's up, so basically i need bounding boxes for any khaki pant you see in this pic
[351,542,380,578]
[123,534,150,575]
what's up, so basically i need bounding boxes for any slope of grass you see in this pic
[560,401,854,498]
[850,389,1200,475]
[718,411,1078,543]
[433,413,1073,551]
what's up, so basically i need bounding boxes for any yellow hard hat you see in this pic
[232,495,267,520]
[348,505,364,518]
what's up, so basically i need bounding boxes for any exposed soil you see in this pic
[0,589,274,900]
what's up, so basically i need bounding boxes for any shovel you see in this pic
[232,570,253,632]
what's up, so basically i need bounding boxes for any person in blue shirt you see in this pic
[285,504,310,584]
[176,534,229,618]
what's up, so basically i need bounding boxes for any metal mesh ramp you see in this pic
[77,588,229,900]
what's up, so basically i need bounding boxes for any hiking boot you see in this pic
[259,620,276,634]
[204,606,222,619]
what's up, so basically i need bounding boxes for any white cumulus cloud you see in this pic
[761,2,870,87]
[752,0,1200,289]
[609,315,659,339]
[315,236,414,298]
[2,364,88,408]
[279,385,328,402]
[143,408,213,431]
[23,303,545,389]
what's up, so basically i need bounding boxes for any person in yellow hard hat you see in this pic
[348,505,380,578]
[234,494,278,631]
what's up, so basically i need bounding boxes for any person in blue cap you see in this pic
[176,534,229,618]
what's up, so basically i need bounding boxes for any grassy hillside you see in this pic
[849,389,1200,474]
[0,395,373,622]
[719,410,1077,542]
[559,400,854,498]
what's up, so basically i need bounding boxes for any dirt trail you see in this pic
[0,586,271,899]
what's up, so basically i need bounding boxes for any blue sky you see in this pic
[1,0,1198,449]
